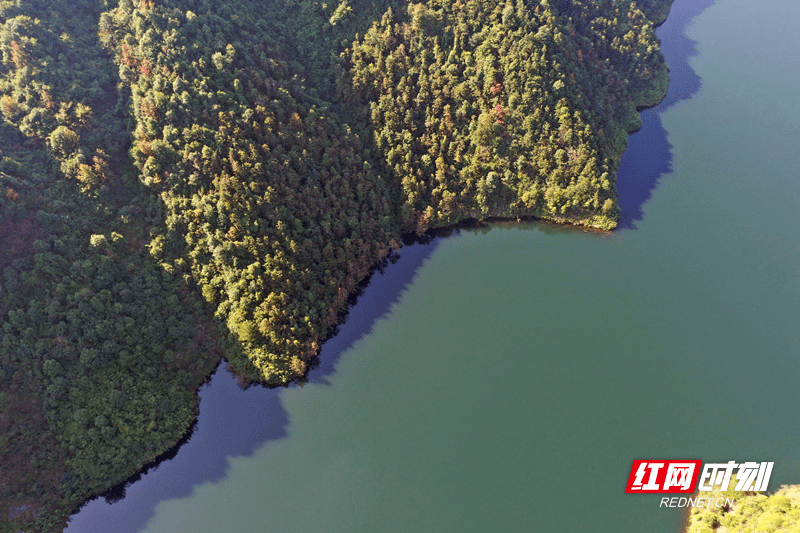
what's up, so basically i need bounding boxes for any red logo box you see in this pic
[626,460,702,493]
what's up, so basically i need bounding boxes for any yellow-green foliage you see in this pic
[347,0,669,232]
[99,0,671,385]
[0,0,674,530]
[685,484,800,533]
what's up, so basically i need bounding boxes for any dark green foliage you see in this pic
[0,0,672,530]
[1,1,220,530]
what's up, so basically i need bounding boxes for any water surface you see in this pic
[68,0,800,531]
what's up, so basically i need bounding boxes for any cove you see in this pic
[67,0,800,531]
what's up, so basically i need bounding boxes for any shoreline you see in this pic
[63,2,678,530]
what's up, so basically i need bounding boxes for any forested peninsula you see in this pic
[1,0,672,530]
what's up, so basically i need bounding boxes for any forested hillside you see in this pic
[348,0,668,231]
[1,0,672,530]
[99,0,400,384]
[0,0,221,529]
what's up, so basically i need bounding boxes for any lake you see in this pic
[67,0,800,531]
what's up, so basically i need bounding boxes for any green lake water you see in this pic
[67,0,800,531]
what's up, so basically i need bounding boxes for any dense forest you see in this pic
[1,0,672,530]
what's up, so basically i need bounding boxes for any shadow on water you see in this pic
[65,238,440,533]
[65,217,574,533]
[307,238,440,385]
[64,364,289,533]
[616,0,716,229]
[66,2,714,530]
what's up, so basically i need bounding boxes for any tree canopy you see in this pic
[0,0,673,530]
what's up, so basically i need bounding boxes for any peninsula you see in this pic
[1,0,672,530]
